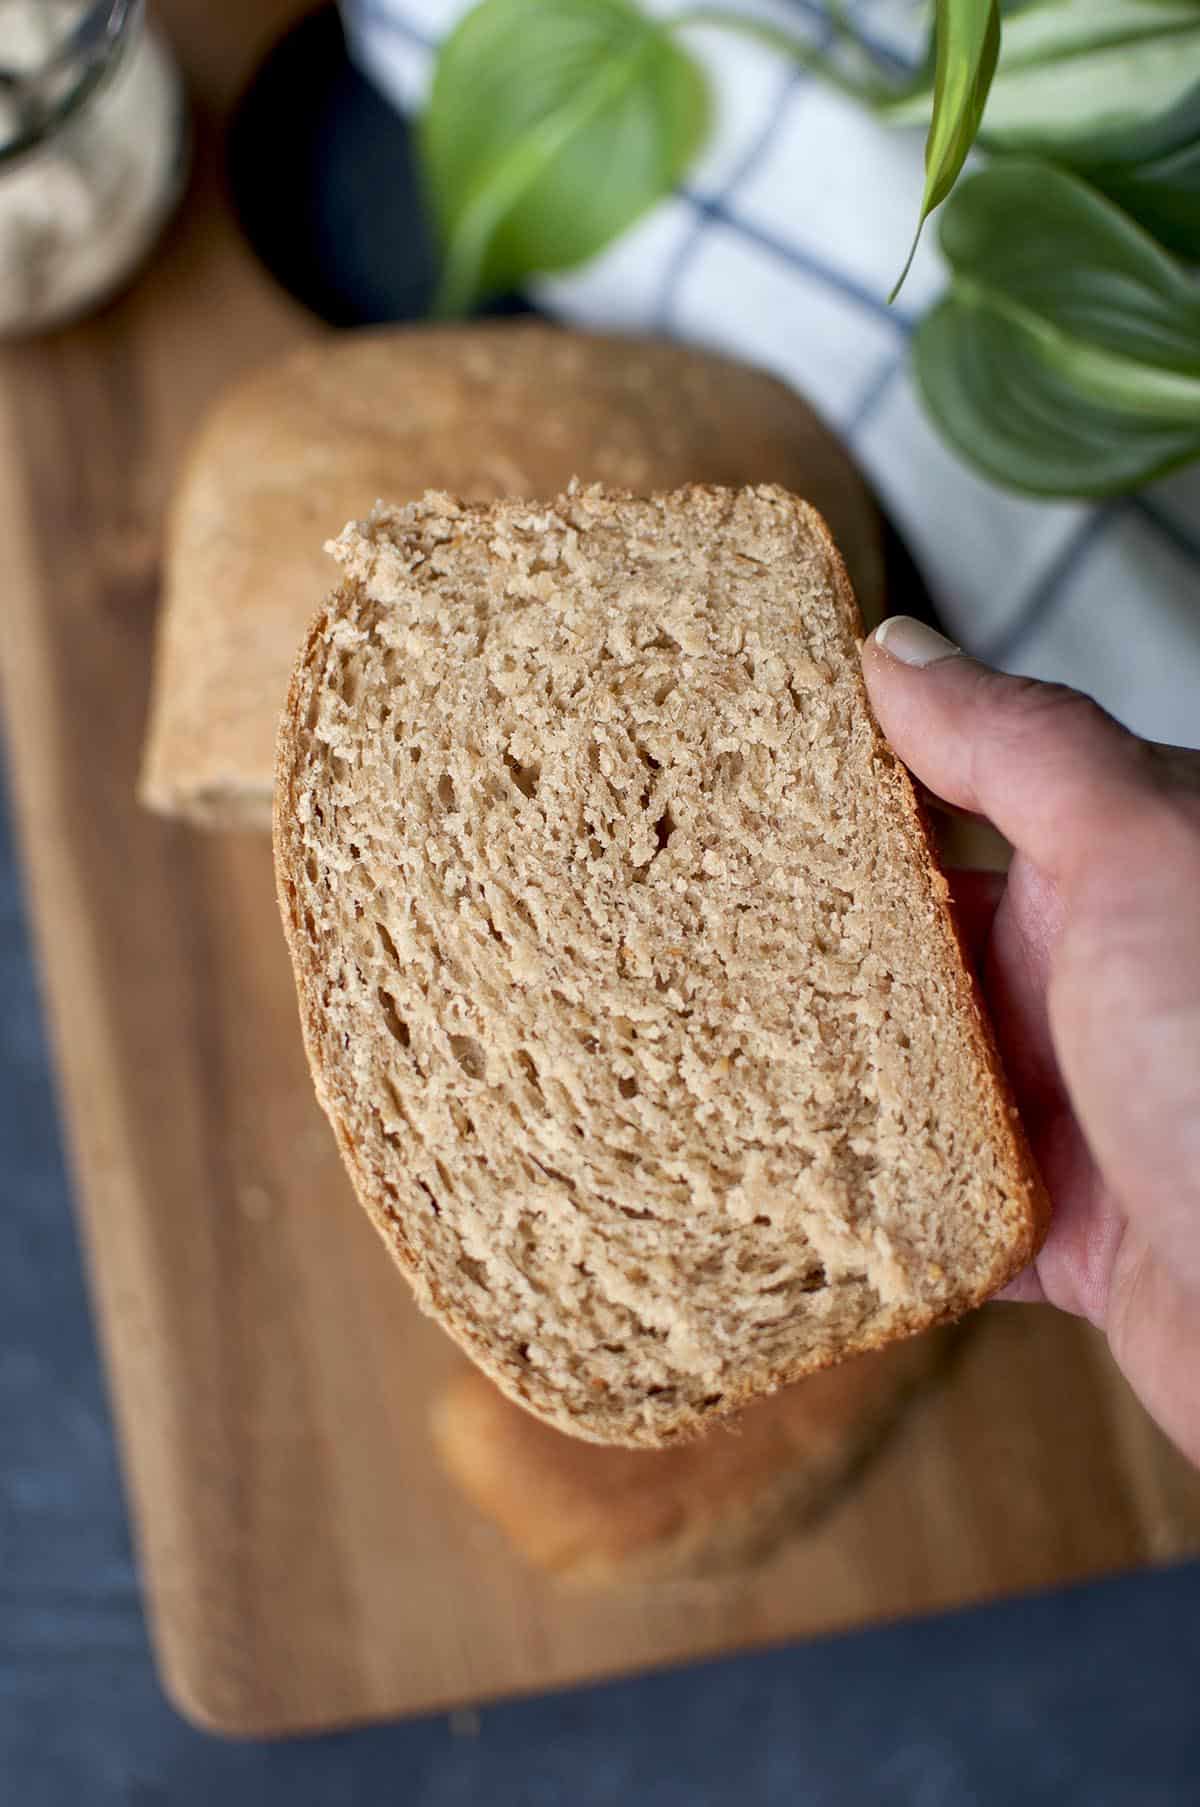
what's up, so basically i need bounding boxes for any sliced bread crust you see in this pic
[275,483,1046,1446]
[433,1329,963,1584]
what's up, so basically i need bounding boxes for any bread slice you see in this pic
[141,323,885,826]
[275,482,1046,1447]
[434,1330,962,1584]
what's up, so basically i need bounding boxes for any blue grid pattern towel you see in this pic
[346,0,1200,749]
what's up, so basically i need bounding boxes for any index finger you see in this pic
[862,622,1164,887]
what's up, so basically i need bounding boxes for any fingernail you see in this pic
[872,616,961,668]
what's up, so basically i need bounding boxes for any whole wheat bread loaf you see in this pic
[434,1330,962,1584]
[275,482,1046,1447]
[141,324,885,826]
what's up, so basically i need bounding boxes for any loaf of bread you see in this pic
[141,324,885,826]
[275,483,1046,1447]
[434,1330,962,1584]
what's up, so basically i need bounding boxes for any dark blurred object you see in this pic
[226,3,536,325]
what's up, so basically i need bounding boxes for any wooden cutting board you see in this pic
[2,0,1199,1739]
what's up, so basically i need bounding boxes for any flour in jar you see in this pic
[0,0,186,334]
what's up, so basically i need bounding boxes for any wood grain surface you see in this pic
[1,0,1198,1738]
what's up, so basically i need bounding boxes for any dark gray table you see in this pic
[4,767,1200,1804]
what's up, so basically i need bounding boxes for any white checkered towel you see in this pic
[346,0,1200,748]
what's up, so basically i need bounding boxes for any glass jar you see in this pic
[0,0,188,336]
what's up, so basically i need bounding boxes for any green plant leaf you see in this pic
[937,159,1200,368]
[914,161,1200,497]
[978,28,1200,165]
[1091,135,1200,260]
[885,3,1200,169]
[1000,3,1200,255]
[993,0,1200,69]
[915,295,1200,494]
[891,0,1001,301]
[421,0,709,317]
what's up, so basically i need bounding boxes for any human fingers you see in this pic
[861,619,1169,887]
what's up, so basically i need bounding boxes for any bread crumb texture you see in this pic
[276,484,1045,1446]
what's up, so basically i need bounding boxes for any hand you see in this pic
[862,618,1200,1467]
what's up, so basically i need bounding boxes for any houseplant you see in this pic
[419,0,1200,498]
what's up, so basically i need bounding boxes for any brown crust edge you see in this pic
[431,1327,968,1586]
[273,483,1049,1449]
